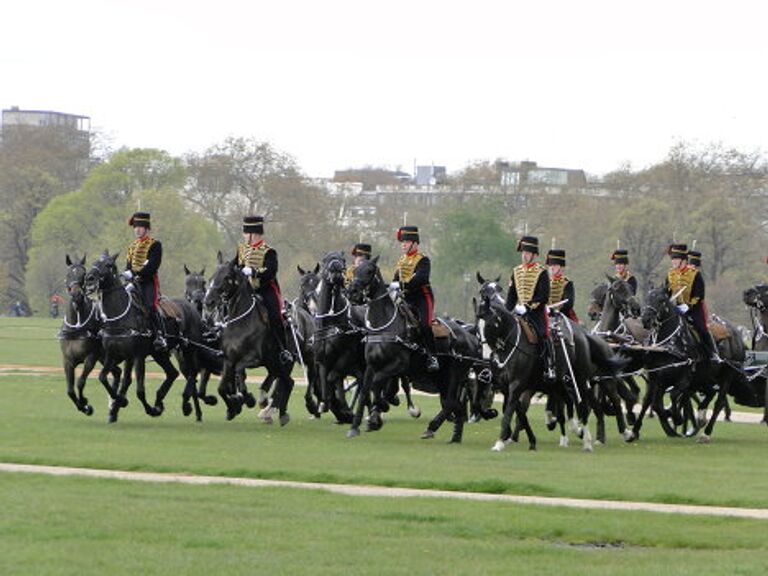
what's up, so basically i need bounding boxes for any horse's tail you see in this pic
[586,333,630,374]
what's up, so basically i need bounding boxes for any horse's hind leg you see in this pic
[151,352,180,416]
[64,360,82,413]
[198,369,218,406]
[134,358,157,417]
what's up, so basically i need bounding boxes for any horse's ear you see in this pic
[217,251,224,264]
[184,264,191,275]
[297,265,306,275]
[200,267,205,276]
[313,263,320,274]
[80,254,86,266]
[472,297,478,317]
[230,255,240,268]
[476,271,485,284]
[494,275,501,284]
[66,254,72,266]
[372,255,380,265]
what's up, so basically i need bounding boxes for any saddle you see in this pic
[708,316,730,342]
[158,297,184,322]
[623,317,649,343]
[431,318,452,340]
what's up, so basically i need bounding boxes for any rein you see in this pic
[63,300,97,331]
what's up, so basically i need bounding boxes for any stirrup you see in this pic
[153,335,167,350]
[279,349,294,365]
[426,355,440,372]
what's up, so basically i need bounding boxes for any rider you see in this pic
[506,235,555,379]
[238,215,292,365]
[664,243,721,363]
[546,249,578,323]
[392,225,439,372]
[345,242,372,287]
[611,248,638,295]
[122,211,166,349]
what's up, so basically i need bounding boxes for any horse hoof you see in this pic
[583,444,594,453]
[546,421,557,432]
[244,393,256,409]
[280,413,290,427]
[491,440,506,452]
[346,428,360,438]
[559,436,569,448]
[386,395,400,407]
[622,430,634,442]
[448,436,462,444]
[203,395,218,406]
[595,439,604,446]
[468,414,480,424]
[421,429,435,440]
[82,404,94,417]
[182,401,192,417]
[318,402,328,413]
[154,401,165,415]
[408,406,422,419]
[528,444,537,451]
[119,396,129,408]
[696,434,711,444]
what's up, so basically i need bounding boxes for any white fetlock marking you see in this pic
[545,410,555,425]
[582,429,593,452]
[570,418,580,434]
[559,435,569,448]
[491,440,506,452]
[623,430,634,442]
[697,434,711,444]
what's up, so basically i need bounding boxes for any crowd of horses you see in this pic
[57,250,768,451]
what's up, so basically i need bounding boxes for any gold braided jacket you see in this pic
[666,267,700,305]
[238,242,270,289]
[512,263,545,308]
[344,265,356,287]
[127,237,156,273]
[614,270,635,283]
[549,274,570,305]
[395,252,424,284]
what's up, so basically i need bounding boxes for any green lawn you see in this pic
[1,473,767,576]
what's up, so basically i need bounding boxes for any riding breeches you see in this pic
[257,282,286,348]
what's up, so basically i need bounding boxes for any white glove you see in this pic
[677,303,689,314]
[121,270,133,281]
[514,304,527,315]
[389,282,400,291]
[126,283,136,293]
[242,266,253,277]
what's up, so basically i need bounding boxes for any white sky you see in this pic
[3,0,767,177]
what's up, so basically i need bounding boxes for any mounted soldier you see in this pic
[546,248,579,323]
[611,248,637,295]
[237,215,292,365]
[392,225,439,372]
[121,211,166,349]
[664,243,721,363]
[506,235,555,379]
[345,242,371,287]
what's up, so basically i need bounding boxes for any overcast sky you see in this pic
[3,0,766,177]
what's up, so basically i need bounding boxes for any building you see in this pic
[1,106,91,147]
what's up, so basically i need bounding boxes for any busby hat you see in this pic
[611,249,629,265]
[243,215,264,235]
[546,249,566,266]
[517,235,539,254]
[668,244,688,259]
[396,226,420,243]
[351,243,372,258]
[128,211,151,229]
[688,250,702,267]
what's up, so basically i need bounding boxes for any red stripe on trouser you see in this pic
[153,276,160,309]
[422,287,433,324]
[543,306,550,337]
[700,301,708,328]
[269,282,284,312]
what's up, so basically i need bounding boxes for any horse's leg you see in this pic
[607,378,630,441]
[218,362,238,420]
[76,354,98,416]
[627,378,655,442]
[492,382,518,451]
[366,372,389,432]
[198,369,218,405]
[699,376,732,443]
[307,363,324,417]
[447,370,467,444]
[327,368,353,424]
[149,351,179,416]
[401,378,421,418]
[544,394,558,431]
[347,366,372,437]
[275,366,295,427]
[63,358,82,413]
[516,389,537,451]
[421,409,446,440]
[134,357,156,417]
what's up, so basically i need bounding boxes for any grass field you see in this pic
[1,316,767,574]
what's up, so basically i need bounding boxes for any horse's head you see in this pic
[184,264,207,312]
[320,251,346,287]
[587,282,608,321]
[743,284,768,310]
[297,263,320,312]
[84,250,120,296]
[65,253,88,304]
[474,272,503,321]
[204,251,243,316]
[642,286,674,330]
[609,277,640,317]
[347,255,381,304]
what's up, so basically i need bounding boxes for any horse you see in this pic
[743,284,768,423]
[183,265,222,407]
[203,251,294,426]
[84,251,180,423]
[346,256,480,442]
[629,287,744,442]
[59,254,121,415]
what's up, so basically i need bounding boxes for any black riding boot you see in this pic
[704,331,723,363]
[274,323,293,365]
[151,311,167,350]
[544,337,556,380]
[422,325,439,372]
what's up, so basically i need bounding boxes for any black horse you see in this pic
[346,256,480,442]
[203,251,294,426]
[84,251,180,423]
[59,254,121,415]
[742,284,768,423]
[629,287,744,442]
